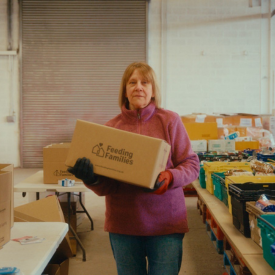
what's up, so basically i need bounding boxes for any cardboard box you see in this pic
[261,115,275,138]
[181,113,233,126]
[14,196,73,259]
[43,143,80,184]
[65,120,171,189]
[60,202,77,255]
[246,201,275,248]
[183,122,218,140]
[235,141,260,150]
[208,140,224,151]
[231,114,263,128]
[0,170,12,247]
[190,140,207,152]
[208,140,235,152]
[59,192,85,227]
[42,258,69,275]
[181,114,217,123]
[0,164,13,227]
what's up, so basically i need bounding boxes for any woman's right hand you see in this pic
[67,157,98,185]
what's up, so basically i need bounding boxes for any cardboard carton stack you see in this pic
[181,113,271,153]
[0,164,13,248]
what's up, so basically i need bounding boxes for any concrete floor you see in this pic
[14,168,226,275]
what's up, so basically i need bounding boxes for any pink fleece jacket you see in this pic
[86,102,200,236]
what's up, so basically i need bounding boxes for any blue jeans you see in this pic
[109,233,185,275]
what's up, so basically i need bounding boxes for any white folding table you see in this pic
[14,170,94,261]
[0,222,68,275]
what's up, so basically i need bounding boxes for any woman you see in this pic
[68,62,200,275]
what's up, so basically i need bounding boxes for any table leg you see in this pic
[69,224,86,261]
[66,192,87,262]
[76,192,94,231]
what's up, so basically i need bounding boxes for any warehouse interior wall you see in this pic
[0,0,274,167]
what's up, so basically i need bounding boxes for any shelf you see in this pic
[193,179,275,275]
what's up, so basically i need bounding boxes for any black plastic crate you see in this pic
[228,183,275,238]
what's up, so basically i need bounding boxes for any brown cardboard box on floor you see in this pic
[65,120,171,189]
[60,202,77,255]
[43,143,80,184]
[0,170,12,248]
[42,257,69,275]
[14,195,73,265]
[0,164,14,227]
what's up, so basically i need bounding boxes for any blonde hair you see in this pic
[118,62,161,109]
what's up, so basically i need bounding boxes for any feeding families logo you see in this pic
[92,143,134,165]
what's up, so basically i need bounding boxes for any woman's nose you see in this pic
[135,81,143,90]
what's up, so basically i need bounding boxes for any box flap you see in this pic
[44,144,71,163]
[0,164,14,227]
[14,196,73,258]
[14,195,65,222]
[0,171,12,203]
[14,211,44,222]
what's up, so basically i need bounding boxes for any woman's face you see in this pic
[126,69,154,110]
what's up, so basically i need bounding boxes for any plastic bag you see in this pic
[247,128,275,148]
[250,159,275,174]
[224,169,253,176]
[255,194,275,212]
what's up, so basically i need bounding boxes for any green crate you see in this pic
[199,166,206,189]
[221,181,228,207]
[211,172,225,202]
[257,215,275,270]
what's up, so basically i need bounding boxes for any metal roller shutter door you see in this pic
[20,0,147,167]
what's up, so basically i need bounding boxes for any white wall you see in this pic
[0,0,20,166]
[148,0,275,115]
[0,0,274,167]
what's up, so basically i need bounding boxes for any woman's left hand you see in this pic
[152,170,173,195]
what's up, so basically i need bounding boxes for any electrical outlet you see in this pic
[7,115,16,122]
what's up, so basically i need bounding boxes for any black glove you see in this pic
[67,157,98,185]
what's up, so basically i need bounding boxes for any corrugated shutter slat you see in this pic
[21,0,147,167]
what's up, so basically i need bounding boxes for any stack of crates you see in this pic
[257,215,275,270]
[223,237,252,275]
[203,162,252,195]
[225,176,275,214]
[205,208,224,254]
[246,201,275,247]
[228,183,275,238]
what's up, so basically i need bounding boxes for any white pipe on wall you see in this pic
[160,0,167,108]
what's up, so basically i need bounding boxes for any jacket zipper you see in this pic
[137,111,141,134]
